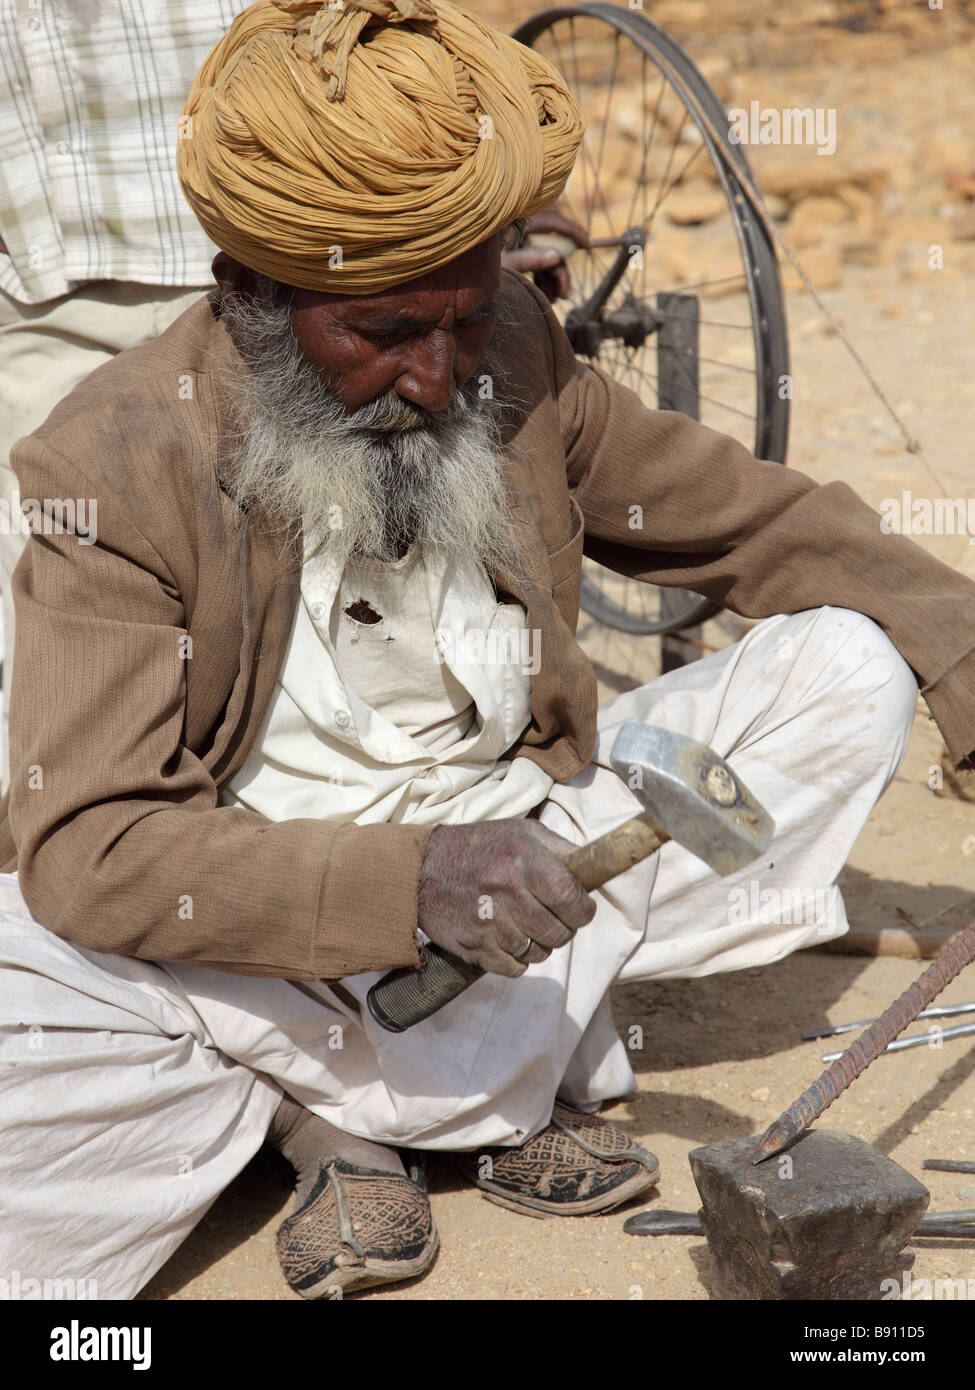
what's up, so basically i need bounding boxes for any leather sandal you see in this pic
[276,1155,438,1298]
[452,1101,660,1218]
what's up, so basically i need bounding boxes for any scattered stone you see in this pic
[920,135,975,180]
[785,194,852,248]
[761,161,890,204]
[888,213,950,246]
[664,182,726,226]
[836,183,877,221]
[648,0,710,29]
[946,172,975,198]
[781,247,843,291]
[843,238,896,268]
[817,31,915,65]
[951,205,975,240]
[768,2,839,28]
[762,191,788,220]
[796,313,835,337]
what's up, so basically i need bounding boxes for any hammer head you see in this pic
[609,723,774,876]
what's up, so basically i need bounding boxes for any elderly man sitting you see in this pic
[1,0,974,1301]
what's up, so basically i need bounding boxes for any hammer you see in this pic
[366,722,775,1032]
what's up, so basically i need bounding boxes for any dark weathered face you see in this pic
[213,234,503,414]
[212,236,521,575]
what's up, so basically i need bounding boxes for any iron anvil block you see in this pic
[688,1130,929,1301]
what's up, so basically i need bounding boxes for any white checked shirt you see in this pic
[0,0,246,304]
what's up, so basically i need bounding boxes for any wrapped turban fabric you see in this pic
[177,0,584,293]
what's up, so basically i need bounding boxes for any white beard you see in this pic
[218,278,523,579]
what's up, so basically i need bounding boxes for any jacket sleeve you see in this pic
[539,285,975,766]
[8,435,429,979]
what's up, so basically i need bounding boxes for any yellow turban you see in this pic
[177,0,583,294]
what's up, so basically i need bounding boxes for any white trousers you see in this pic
[0,606,917,1297]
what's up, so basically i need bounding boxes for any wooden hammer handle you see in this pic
[366,812,669,1033]
[556,811,669,889]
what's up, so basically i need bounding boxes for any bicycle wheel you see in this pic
[513,3,791,635]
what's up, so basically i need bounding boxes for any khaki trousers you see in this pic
[0,282,210,792]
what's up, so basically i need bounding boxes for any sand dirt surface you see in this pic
[141,1,975,1301]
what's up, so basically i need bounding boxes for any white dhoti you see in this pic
[0,605,918,1297]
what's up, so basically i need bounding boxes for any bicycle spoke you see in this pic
[566,20,613,230]
[645,136,705,239]
[594,31,622,188]
[677,352,756,375]
[642,105,688,232]
[514,11,788,636]
[623,57,666,235]
[696,390,756,421]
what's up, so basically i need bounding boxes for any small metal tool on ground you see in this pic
[913,1210,975,1238]
[367,723,773,1032]
[753,916,975,1164]
[623,1209,704,1236]
[803,1000,975,1041]
[624,1202,975,1242]
[821,1019,975,1061]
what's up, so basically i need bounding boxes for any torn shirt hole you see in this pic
[344,598,383,626]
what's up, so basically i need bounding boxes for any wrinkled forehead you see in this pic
[285,234,503,339]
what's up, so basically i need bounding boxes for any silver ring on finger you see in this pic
[512,935,534,961]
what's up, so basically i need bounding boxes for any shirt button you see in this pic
[334,709,351,729]
[28,17,40,29]
[56,141,70,155]
[310,602,325,621]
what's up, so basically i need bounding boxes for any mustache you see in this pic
[343,389,464,436]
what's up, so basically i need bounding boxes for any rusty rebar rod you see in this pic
[753,919,975,1164]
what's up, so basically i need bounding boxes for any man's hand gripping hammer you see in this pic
[367,723,774,1032]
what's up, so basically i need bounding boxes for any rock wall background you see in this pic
[482,0,975,290]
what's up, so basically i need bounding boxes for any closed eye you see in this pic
[365,328,411,346]
[457,301,498,329]
[359,299,498,345]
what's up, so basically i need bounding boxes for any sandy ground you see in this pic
[140,13,975,1302]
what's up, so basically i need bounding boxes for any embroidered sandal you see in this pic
[276,1156,438,1298]
[454,1101,659,1218]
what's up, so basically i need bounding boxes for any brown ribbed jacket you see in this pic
[4,273,975,979]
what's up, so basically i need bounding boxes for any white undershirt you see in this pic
[330,546,476,755]
[224,544,554,827]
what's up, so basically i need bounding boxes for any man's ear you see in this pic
[212,252,263,299]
